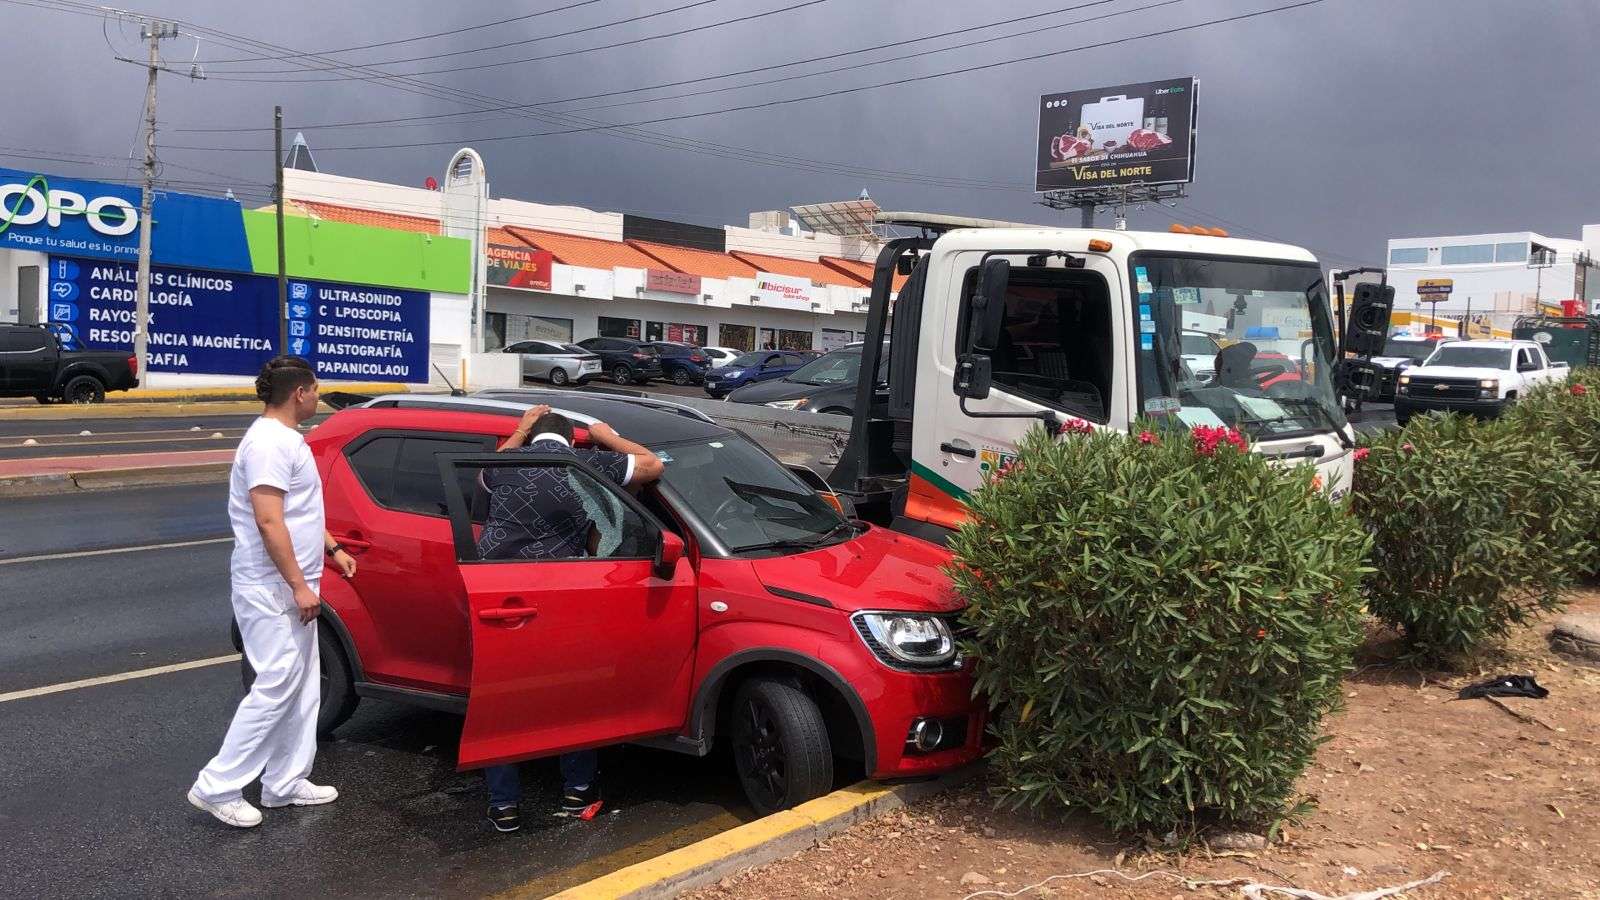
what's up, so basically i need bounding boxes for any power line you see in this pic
[170,0,1332,155]
[194,0,610,64]
[174,0,1139,133]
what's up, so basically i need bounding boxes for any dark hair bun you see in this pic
[256,355,315,404]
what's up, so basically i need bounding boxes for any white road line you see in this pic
[0,536,232,566]
[0,654,241,704]
[0,434,242,449]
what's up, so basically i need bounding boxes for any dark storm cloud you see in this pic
[2,0,1594,266]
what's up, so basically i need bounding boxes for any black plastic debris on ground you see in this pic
[1457,674,1549,701]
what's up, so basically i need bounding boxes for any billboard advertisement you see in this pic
[286,278,431,382]
[485,241,553,291]
[1034,76,1198,192]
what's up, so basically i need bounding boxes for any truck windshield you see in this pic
[654,434,848,553]
[1382,338,1436,359]
[1133,253,1346,441]
[1424,345,1512,369]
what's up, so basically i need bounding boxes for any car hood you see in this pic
[748,525,963,614]
[727,379,813,403]
[1370,356,1417,369]
[1407,365,1506,379]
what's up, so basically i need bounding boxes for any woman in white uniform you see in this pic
[187,356,357,828]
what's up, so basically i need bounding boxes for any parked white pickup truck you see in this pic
[1394,339,1568,425]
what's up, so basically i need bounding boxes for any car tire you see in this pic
[612,365,634,385]
[549,368,570,386]
[62,375,106,404]
[730,678,833,816]
[234,618,361,738]
[671,368,692,386]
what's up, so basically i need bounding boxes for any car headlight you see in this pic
[854,612,956,669]
[764,398,809,410]
[721,370,741,378]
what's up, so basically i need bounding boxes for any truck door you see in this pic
[912,253,1130,525]
[438,452,698,769]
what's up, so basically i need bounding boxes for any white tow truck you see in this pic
[828,213,1359,540]
[1394,338,1567,425]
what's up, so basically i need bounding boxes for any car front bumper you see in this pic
[1394,394,1507,418]
[864,665,987,778]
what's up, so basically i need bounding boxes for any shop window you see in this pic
[598,316,641,339]
[484,312,508,352]
[646,321,709,345]
[758,327,779,350]
[1440,244,1494,265]
[501,313,573,344]
[818,328,852,352]
[778,329,813,351]
[1388,247,1428,265]
[1494,242,1528,263]
[719,324,755,351]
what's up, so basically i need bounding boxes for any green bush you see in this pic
[1505,368,1600,469]
[950,424,1370,836]
[1353,412,1600,663]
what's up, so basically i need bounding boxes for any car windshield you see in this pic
[1382,338,1435,359]
[728,352,769,368]
[1135,254,1347,441]
[655,435,848,553]
[787,349,862,385]
[1180,333,1219,356]
[1425,345,1513,369]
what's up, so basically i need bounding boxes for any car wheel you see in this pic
[730,678,833,815]
[612,365,634,385]
[62,375,106,404]
[671,368,691,386]
[235,619,361,737]
[549,368,570,386]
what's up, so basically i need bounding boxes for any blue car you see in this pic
[702,349,818,399]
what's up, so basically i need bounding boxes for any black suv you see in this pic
[576,337,665,386]
[0,323,139,403]
[644,341,711,386]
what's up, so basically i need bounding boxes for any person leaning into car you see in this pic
[477,403,664,832]
[187,356,358,829]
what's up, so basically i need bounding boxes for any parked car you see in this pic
[0,323,138,403]
[1180,330,1223,383]
[726,343,888,417]
[501,340,602,386]
[233,391,982,814]
[645,341,712,386]
[701,346,743,369]
[1369,335,1458,401]
[702,349,818,399]
[1394,339,1567,425]
[575,337,664,386]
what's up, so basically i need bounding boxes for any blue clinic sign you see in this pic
[48,258,430,381]
[288,278,430,382]
[2,167,252,271]
[48,256,277,375]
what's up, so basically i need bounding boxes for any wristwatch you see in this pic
[327,543,347,558]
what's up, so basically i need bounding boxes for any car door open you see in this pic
[437,452,698,769]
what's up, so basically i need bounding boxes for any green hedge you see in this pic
[951,424,1370,835]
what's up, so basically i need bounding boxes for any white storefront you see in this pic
[1386,226,1600,328]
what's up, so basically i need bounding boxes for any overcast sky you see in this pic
[3,0,1596,267]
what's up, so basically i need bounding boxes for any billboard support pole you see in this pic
[1078,202,1094,229]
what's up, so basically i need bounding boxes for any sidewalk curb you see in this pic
[0,461,231,497]
[538,767,979,900]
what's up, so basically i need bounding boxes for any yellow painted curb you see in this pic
[536,769,976,900]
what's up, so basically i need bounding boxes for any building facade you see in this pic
[1386,226,1600,333]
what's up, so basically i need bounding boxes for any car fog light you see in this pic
[908,717,945,752]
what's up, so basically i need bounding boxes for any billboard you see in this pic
[1034,77,1198,192]
[485,241,553,291]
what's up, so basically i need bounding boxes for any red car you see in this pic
[233,390,982,813]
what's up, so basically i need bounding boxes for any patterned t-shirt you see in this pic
[476,436,633,561]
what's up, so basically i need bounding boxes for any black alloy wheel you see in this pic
[671,367,692,386]
[612,364,634,385]
[62,375,106,404]
[729,678,833,815]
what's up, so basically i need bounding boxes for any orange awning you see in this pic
[295,200,440,234]
[731,251,866,288]
[629,240,758,280]
[508,227,661,270]
[821,255,905,292]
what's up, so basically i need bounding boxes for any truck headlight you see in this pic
[1479,379,1498,390]
[1398,374,1411,385]
[764,398,809,410]
[854,612,956,668]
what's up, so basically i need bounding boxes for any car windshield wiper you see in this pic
[1263,397,1354,449]
[737,520,859,553]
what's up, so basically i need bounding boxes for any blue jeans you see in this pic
[484,751,598,807]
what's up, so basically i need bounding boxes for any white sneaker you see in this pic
[261,780,339,808]
[187,788,263,828]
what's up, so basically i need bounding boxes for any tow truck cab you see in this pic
[830,213,1357,541]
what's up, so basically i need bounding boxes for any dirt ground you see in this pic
[691,591,1600,900]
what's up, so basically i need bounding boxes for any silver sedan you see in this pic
[503,340,604,386]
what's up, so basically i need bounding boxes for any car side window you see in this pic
[459,459,657,562]
[347,433,497,517]
[0,329,48,352]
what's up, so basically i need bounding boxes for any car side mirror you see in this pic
[654,530,685,579]
[1519,360,1538,372]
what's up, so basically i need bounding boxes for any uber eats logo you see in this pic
[0,175,139,237]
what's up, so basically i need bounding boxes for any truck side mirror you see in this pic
[954,355,993,399]
[965,258,1011,354]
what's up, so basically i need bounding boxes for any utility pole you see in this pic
[274,106,288,355]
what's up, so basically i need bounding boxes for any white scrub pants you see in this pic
[192,579,321,804]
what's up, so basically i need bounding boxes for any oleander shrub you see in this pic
[1353,413,1600,663]
[951,423,1370,835]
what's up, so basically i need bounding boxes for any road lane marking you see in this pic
[0,434,243,450]
[0,536,232,566]
[0,653,241,704]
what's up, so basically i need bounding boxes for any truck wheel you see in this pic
[62,375,106,404]
[234,619,361,737]
[549,368,570,386]
[730,678,833,815]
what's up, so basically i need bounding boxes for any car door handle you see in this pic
[478,606,536,622]
[332,534,373,551]
[939,442,977,458]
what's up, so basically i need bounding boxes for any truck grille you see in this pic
[1406,377,1478,400]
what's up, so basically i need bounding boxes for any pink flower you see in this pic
[1060,418,1095,435]
[1572,383,1588,397]
[1353,447,1370,462]
[1402,442,1415,453]
[1191,425,1247,457]
[1137,430,1158,445]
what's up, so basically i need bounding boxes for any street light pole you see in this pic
[132,24,164,388]
[274,106,288,356]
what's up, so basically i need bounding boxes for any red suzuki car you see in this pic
[232,390,982,813]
